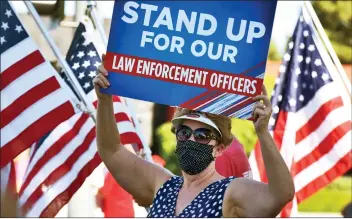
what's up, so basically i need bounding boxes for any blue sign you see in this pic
[103,0,277,119]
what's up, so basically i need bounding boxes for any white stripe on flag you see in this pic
[19,114,95,205]
[294,131,351,192]
[24,114,83,179]
[248,153,260,181]
[294,82,341,129]
[248,131,274,182]
[294,106,350,161]
[277,114,296,169]
[0,37,37,72]
[87,90,98,104]
[0,163,11,192]
[26,141,97,217]
[291,196,298,216]
[1,63,54,110]
[113,102,133,116]
[1,88,75,148]
[117,121,138,134]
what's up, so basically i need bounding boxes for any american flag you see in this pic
[249,11,351,217]
[18,17,143,217]
[0,0,78,168]
[0,161,17,199]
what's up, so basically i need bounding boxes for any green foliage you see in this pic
[268,41,282,61]
[312,1,352,64]
[156,123,181,175]
[329,38,352,65]
[298,176,352,212]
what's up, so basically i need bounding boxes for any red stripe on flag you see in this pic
[0,50,44,91]
[8,161,17,198]
[1,77,61,129]
[115,113,131,123]
[273,111,289,151]
[19,114,90,195]
[0,102,75,168]
[93,100,98,108]
[21,127,96,214]
[294,121,351,175]
[40,153,102,218]
[255,111,288,183]
[295,97,344,144]
[254,142,266,182]
[120,132,142,146]
[296,151,352,203]
[280,199,293,217]
[92,96,122,109]
[112,96,122,103]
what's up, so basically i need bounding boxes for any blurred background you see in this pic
[4,1,351,218]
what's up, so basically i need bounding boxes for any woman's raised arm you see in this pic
[93,58,173,206]
[224,86,294,217]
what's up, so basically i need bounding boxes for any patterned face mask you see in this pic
[175,140,215,175]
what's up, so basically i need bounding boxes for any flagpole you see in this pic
[86,1,108,45]
[303,1,351,96]
[86,1,153,163]
[23,1,97,121]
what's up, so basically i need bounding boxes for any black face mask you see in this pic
[175,140,215,175]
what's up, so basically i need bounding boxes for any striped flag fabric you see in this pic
[0,160,18,217]
[18,17,143,217]
[0,161,17,198]
[0,1,78,168]
[249,11,351,217]
[61,16,143,148]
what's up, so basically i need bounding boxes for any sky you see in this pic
[11,1,303,55]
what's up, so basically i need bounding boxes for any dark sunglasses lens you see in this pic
[176,126,192,141]
[194,128,212,144]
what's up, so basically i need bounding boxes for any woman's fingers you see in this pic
[93,73,110,89]
[101,54,106,66]
[252,102,264,117]
[97,73,110,87]
[255,101,265,109]
[252,108,266,120]
[98,65,108,76]
[252,95,271,108]
[93,77,107,89]
[262,85,268,96]
[252,85,270,106]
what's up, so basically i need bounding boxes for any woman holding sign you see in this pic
[93,59,294,217]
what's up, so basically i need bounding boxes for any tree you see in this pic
[268,41,282,61]
[312,1,352,64]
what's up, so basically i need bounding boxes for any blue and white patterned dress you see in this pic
[147,176,235,218]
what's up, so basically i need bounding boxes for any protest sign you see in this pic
[103,0,277,119]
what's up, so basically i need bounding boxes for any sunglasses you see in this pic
[175,125,220,144]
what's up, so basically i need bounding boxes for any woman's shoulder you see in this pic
[155,176,182,195]
[218,176,236,184]
[218,176,236,188]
